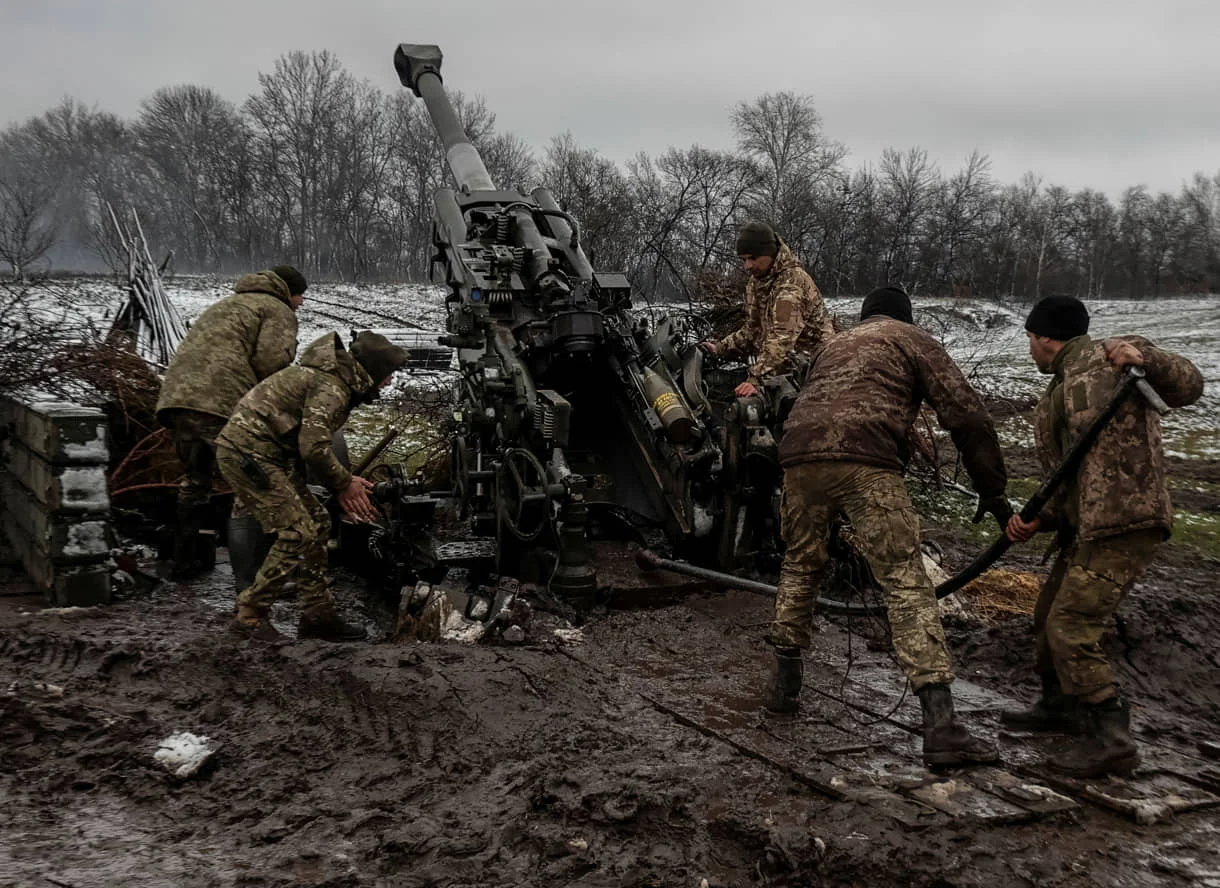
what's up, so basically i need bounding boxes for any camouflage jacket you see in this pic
[778,316,1008,498]
[156,271,298,425]
[1034,334,1203,542]
[714,241,834,383]
[219,333,375,493]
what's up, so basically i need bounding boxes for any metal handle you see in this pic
[1127,367,1170,415]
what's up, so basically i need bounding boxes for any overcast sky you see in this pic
[3,0,1218,198]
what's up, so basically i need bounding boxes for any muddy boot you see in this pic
[171,500,208,581]
[764,647,803,714]
[230,605,282,641]
[918,683,1000,767]
[1047,695,1139,778]
[298,608,367,643]
[1000,674,1082,734]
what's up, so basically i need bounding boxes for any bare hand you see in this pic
[337,476,378,524]
[700,341,718,355]
[1103,338,1144,371]
[735,380,759,398]
[1006,513,1041,543]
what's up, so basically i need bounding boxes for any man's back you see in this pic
[779,316,1006,498]
[156,271,298,424]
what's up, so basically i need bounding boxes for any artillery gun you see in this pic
[384,43,878,614]
[391,43,764,603]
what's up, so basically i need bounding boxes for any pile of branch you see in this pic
[106,204,186,369]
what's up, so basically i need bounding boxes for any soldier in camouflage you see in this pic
[701,221,834,397]
[216,331,408,642]
[768,286,1013,768]
[155,266,306,579]
[1003,295,1204,778]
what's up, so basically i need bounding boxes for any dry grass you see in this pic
[959,568,1043,619]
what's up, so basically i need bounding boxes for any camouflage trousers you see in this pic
[170,409,250,518]
[770,461,954,690]
[215,441,333,616]
[170,410,227,507]
[1033,529,1162,701]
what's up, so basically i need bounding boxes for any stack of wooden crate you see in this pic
[0,396,113,605]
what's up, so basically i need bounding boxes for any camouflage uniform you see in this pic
[714,240,834,385]
[157,270,299,506]
[772,316,1008,690]
[215,333,374,619]
[1029,334,1204,700]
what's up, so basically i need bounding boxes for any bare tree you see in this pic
[0,123,58,278]
[876,147,939,289]
[540,133,635,272]
[732,93,846,217]
[134,85,248,269]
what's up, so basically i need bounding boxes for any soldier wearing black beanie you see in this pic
[1024,295,1089,341]
[860,285,914,325]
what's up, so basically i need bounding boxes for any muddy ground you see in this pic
[2,451,1220,887]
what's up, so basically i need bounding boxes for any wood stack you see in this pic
[106,204,186,369]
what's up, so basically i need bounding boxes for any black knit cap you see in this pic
[860,285,913,324]
[735,221,779,258]
[1024,295,1089,341]
[270,265,308,296]
[350,331,409,384]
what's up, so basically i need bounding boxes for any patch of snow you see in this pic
[61,425,109,463]
[62,522,108,557]
[153,731,216,778]
[440,609,486,644]
[59,466,110,510]
[552,627,584,645]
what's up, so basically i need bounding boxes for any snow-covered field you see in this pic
[55,276,1220,458]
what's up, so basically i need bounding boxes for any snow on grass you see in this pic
[35,277,1220,459]
[828,294,1220,458]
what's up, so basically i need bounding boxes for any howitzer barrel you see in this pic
[394,43,495,192]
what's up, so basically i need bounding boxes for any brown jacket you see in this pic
[714,240,834,383]
[1034,334,1204,542]
[779,316,1007,497]
[156,271,298,425]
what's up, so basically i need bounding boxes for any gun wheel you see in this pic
[496,448,550,542]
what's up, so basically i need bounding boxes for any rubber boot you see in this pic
[764,647,803,714]
[298,607,368,643]
[918,683,1000,767]
[170,499,208,581]
[230,604,282,641]
[1000,673,1083,734]
[228,516,274,593]
[1047,695,1139,778]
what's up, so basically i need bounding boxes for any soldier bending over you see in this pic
[216,331,408,642]
[1004,296,1203,777]
[767,286,1013,768]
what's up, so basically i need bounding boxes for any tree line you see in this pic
[1,49,1218,301]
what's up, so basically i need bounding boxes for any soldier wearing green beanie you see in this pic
[701,221,833,398]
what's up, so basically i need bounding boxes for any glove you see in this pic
[972,494,1014,532]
